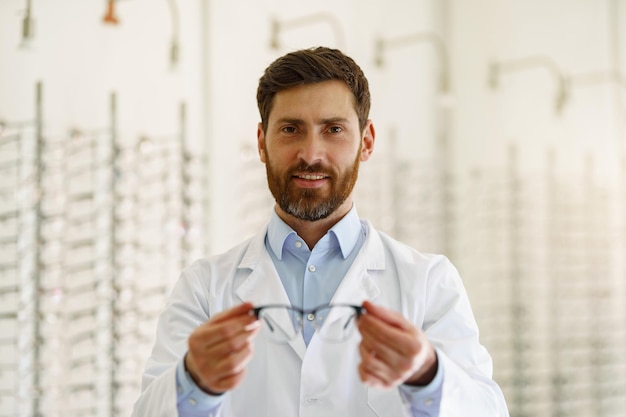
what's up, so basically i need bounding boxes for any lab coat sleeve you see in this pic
[132,260,224,417]
[421,257,510,417]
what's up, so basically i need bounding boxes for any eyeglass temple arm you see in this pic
[341,306,365,331]
[250,307,262,318]
[250,307,276,332]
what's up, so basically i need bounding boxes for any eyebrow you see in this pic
[275,116,350,125]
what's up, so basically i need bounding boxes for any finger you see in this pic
[190,323,260,372]
[358,341,400,378]
[358,352,394,390]
[192,330,259,393]
[203,321,262,359]
[358,332,398,366]
[360,369,394,390]
[206,339,257,377]
[358,341,416,389]
[358,312,416,358]
[186,315,261,388]
[211,367,249,393]
[208,302,256,325]
[361,301,412,330]
[358,311,430,383]
[193,314,261,351]
[358,343,386,371]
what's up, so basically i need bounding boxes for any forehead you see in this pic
[268,80,357,122]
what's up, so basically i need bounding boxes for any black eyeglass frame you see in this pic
[250,303,366,342]
[251,303,365,318]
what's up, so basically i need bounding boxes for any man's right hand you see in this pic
[185,302,261,394]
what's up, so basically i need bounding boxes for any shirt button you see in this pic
[295,241,302,248]
[308,265,316,272]
[424,398,434,406]
[307,313,315,321]
[188,397,197,406]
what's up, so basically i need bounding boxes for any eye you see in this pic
[281,126,297,134]
[328,126,343,134]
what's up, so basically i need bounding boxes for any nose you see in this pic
[298,132,325,165]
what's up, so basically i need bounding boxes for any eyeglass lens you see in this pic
[255,305,361,344]
[256,306,302,343]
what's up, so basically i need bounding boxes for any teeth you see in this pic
[299,174,325,180]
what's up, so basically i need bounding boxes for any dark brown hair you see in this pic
[256,46,371,133]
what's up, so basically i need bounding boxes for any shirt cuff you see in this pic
[398,350,443,416]
[176,355,224,416]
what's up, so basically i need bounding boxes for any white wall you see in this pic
[0,0,205,145]
[451,0,626,179]
[204,0,441,252]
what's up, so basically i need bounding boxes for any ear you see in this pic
[359,120,375,162]
[257,123,267,163]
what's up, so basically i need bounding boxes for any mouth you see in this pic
[292,172,330,188]
[295,174,328,180]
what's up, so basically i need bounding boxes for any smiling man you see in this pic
[133,47,509,417]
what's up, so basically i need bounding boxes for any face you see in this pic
[257,80,375,223]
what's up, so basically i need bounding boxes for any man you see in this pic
[133,47,509,416]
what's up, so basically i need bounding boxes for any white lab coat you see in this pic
[133,221,509,417]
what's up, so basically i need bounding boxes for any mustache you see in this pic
[288,162,332,175]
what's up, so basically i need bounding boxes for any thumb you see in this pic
[362,300,411,330]
[209,302,255,324]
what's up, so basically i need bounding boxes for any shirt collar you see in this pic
[266,205,362,260]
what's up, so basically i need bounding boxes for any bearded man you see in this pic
[133,47,509,417]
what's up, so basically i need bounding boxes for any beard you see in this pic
[264,151,361,222]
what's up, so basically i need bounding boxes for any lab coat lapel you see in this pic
[331,221,384,305]
[234,227,307,359]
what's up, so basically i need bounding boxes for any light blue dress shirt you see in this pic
[176,206,443,415]
[265,204,366,345]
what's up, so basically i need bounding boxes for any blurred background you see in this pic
[1,0,625,416]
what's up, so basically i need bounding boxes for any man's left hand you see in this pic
[356,300,438,389]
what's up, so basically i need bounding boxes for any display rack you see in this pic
[0,84,205,417]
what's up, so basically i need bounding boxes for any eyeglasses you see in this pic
[251,303,364,343]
